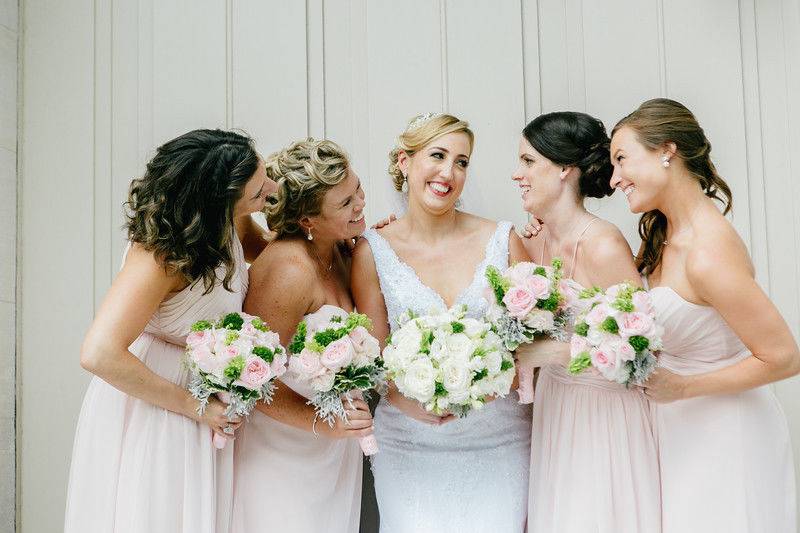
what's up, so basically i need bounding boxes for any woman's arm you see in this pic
[245,249,372,437]
[80,244,238,439]
[644,234,800,402]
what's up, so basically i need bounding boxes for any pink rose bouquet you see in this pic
[186,312,287,448]
[288,310,384,456]
[569,282,662,386]
[485,259,567,403]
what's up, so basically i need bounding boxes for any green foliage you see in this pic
[223,356,246,380]
[419,330,435,354]
[252,346,274,363]
[485,265,510,304]
[537,293,561,312]
[219,312,244,331]
[451,321,465,333]
[500,359,514,372]
[628,335,650,353]
[288,321,308,354]
[473,368,489,381]
[333,364,378,392]
[574,322,590,336]
[224,331,239,345]
[600,317,619,335]
[568,352,592,374]
[190,320,213,332]
[533,266,547,276]
[434,382,448,397]
[251,317,269,332]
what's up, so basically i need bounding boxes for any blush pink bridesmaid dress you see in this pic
[649,285,796,533]
[64,238,247,533]
[528,220,661,533]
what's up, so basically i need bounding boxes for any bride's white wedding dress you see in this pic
[361,221,531,533]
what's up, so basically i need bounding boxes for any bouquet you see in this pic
[185,312,287,448]
[288,309,384,456]
[383,306,515,417]
[568,282,662,386]
[485,258,567,403]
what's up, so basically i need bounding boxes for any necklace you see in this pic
[663,201,704,246]
[307,241,334,273]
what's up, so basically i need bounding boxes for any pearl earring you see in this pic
[307,230,313,241]
[661,155,670,168]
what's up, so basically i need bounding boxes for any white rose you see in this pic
[462,318,488,338]
[442,358,471,395]
[399,358,437,402]
[445,333,474,360]
[393,324,424,355]
[484,350,502,375]
[523,309,555,333]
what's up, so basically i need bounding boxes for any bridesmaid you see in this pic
[611,98,799,532]
[232,138,373,533]
[515,112,661,532]
[65,129,274,532]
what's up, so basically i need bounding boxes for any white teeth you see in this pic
[429,182,450,194]
[350,213,364,223]
[622,185,635,197]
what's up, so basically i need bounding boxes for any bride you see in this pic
[352,113,532,532]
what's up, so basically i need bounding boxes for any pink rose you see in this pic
[585,304,610,327]
[502,287,536,318]
[506,262,535,286]
[310,370,336,392]
[524,274,552,300]
[559,280,577,308]
[570,335,590,358]
[590,344,617,371]
[223,345,241,360]
[234,357,273,390]
[618,312,656,339]
[613,339,636,361]
[241,323,259,337]
[187,329,213,348]
[289,348,323,378]
[632,291,655,318]
[320,337,354,371]
[190,344,223,375]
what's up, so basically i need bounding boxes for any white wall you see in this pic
[0,0,17,529]
[18,0,800,531]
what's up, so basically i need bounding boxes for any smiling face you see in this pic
[511,136,566,215]
[233,157,277,217]
[399,131,472,215]
[609,126,671,213]
[303,166,366,240]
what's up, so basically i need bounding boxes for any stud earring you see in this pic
[661,155,670,168]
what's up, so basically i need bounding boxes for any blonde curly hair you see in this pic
[388,113,474,191]
[264,138,350,238]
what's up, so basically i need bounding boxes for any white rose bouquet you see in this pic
[383,306,515,418]
[569,282,662,386]
[484,258,567,403]
[185,312,287,449]
[287,309,384,455]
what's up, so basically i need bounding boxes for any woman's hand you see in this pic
[641,367,689,403]
[521,217,544,239]
[371,213,397,230]
[386,383,454,425]
[515,338,570,368]
[193,396,243,441]
[320,397,375,439]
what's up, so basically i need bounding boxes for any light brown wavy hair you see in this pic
[612,98,732,275]
[264,138,351,239]
[124,129,259,293]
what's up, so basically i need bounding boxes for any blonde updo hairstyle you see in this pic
[265,138,350,239]
[388,113,474,191]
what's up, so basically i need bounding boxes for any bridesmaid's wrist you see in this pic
[679,374,696,400]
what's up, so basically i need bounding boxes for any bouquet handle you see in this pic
[344,390,379,456]
[213,391,234,450]
[517,365,534,404]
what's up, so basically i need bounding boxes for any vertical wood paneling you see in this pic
[232,0,307,154]
[20,1,96,531]
[663,1,751,243]
[361,0,443,220]
[445,0,526,227]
